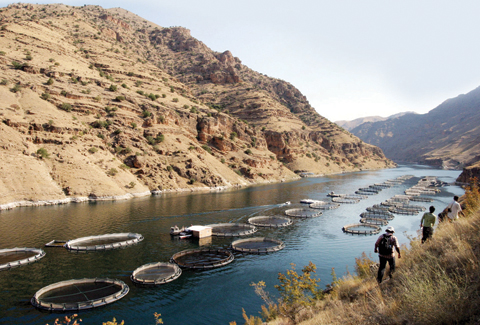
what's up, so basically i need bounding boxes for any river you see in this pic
[0,165,464,325]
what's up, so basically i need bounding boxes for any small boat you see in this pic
[300,199,322,204]
[170,226,185,236]
[178,231,193,239]
[327,191,345,198]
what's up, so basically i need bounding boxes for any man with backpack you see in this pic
[374,226,401,284]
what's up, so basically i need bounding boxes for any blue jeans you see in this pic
[377,256,395,283]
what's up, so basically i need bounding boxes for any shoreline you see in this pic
[0,166,392,212]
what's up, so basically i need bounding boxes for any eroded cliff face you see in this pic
[0,3,394,209]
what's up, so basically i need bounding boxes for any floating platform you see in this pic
[0,247,46,271]
[65,233,144,251]
[131,262,182,285]
[332,197,360,204]
[231,237,285,254]
[284,208,322,218]
[342,223,381,235]
[247,216,292,227]
[206,223,257,237]
[31,278,129,311]
[171,248,234,269]
[45,240,68,248]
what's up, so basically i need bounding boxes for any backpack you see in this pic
[379,234,393,255]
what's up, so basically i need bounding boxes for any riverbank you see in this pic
[263,183,480,324]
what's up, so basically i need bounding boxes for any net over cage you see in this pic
[332,197,360,204]
[360,211,395,220]
[343,194,368,200]
[342,223,381,235]
[206,223,257,237]
[65,233,144,251]
[231,237,285,254]
[284,208,322,218]
[359,217,389,226]
[357,187,379,193]
[247,216,292,228]
[366,205,391,213]
[131,262,182,285]
[355,190,377,196]
[309,201,340,210]
[408,196,433,202]
[0,247,46,271]
[171,248,234,269]
[31,278,129,311]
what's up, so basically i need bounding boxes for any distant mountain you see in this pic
[336,112,417,131]
[350,87,480,169]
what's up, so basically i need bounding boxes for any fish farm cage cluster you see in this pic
[3,174,448,313]
[344,175,444,234]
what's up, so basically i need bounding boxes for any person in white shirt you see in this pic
[447,196,464,221]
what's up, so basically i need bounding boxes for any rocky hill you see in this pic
[0,3,394,209]
[350,86,480,169]
[336,112,417,131]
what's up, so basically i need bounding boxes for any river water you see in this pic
[0,165,464,325]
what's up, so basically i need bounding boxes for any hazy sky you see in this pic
[3,1,480,122]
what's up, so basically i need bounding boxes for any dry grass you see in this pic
[265,184,480,325]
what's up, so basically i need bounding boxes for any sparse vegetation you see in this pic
[36,148,49,159]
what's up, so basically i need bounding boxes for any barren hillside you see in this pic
[0,3,394,209]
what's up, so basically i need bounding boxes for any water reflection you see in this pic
[0,165,464,325]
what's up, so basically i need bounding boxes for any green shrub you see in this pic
[172,98,179,102]
[245,149,252,155]
[166,165,173,172]
[107,168,118,176]
[121,83,128,88]
[0,51,5,56]
[230,132,237,140]
[36,147,49,159]
[109,84,117,92]
[142,111,151,118]
[41,93,50,100]
[12,61,25,70]
[115,96,125,102]
[97,133,105,140]
[60,103,72,112]
[88,147,98,154]
[202,145,212,154]
[131,122,137,129]
[0,79,8,85]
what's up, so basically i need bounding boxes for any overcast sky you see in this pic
[3,0,480,122]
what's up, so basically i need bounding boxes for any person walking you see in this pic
[447,196,464,222]
[420,206,436,243]
[374,226,401,284]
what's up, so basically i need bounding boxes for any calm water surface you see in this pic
[0,165,464,325]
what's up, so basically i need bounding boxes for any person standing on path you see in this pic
[374,226,401,284]
[420,206,436,243]
[447,196,464,221]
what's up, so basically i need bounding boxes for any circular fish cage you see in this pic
[171,248,234,269]
[0,248,46,271]
[65,233,144,251]
[359,218,389,226]
[247,216,292,228]
[389,206,423,215]
[355,190,377,196]
[366,204,391,213]
[344,194,368,200]
[206,223,257,237]
[408,196,433,202]
[360,211,395,220]
[31,278,129,311]
[131,262,182,285]
[309,201,340,210]
[231,237,285,254]
[342,223,381,235]
[284,208,323,218]
[358,187,379,193]
[332,197,360,204]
